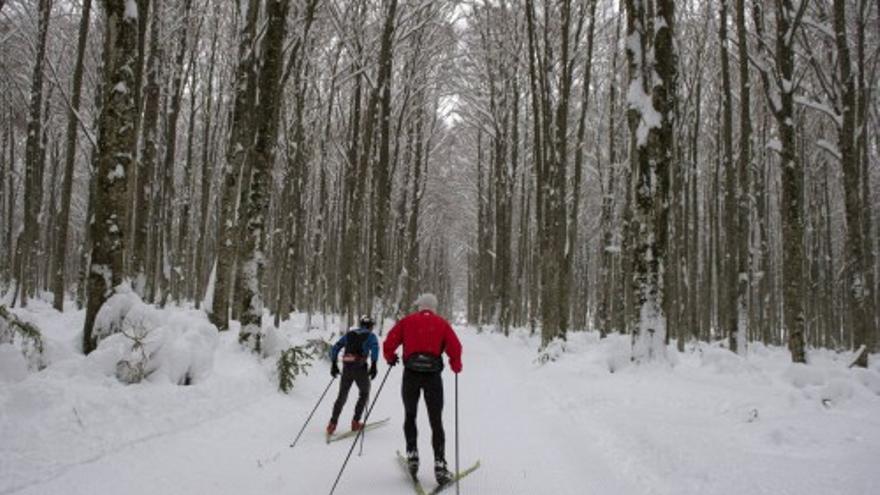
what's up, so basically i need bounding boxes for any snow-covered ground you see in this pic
[2,299,880,495]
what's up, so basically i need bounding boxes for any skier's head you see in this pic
[359,315,375,329]
[414,293,438,312]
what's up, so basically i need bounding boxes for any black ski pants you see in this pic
[331,363,370,423]
[402,368,445,461]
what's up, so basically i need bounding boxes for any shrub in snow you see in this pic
[0,343,28,383]
[305,338,332,362]
[239,323,264,354]
[148,323,218,385]
[261,326,288,358]
[277,346,312,394]
[0,305,45,370]
[90,283,144,350]
[536,338,566,364]
[84,291,219,385]
[115,320,154,384]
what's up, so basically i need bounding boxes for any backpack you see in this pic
[342,329,369,363]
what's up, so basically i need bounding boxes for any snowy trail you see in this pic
[4,311,880,495]
[5,327,628,495]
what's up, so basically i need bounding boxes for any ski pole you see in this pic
[329,365,393,495]
[455,373,460,495]
[357,365,386,456]
[290,376,336,449]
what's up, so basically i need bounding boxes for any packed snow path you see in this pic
[2,309,880,495]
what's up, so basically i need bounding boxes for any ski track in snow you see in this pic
[2,308,880,495]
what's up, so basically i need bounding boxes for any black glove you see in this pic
[369,361,378,380]
[387,354,399,367]
[331,362,340,378]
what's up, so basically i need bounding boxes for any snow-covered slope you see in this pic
[2,303,879,495]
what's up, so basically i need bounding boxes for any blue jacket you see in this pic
[330,326,379,364]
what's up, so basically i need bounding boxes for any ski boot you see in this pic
[325,421,337,436]
[435,459,453,486]
[351,420,364,431]
[405,450,420,478]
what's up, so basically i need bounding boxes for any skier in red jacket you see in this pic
[383,293,462,487]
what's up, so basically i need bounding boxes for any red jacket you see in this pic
[383,310,462,373]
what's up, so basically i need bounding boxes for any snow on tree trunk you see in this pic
[754,1,808,363]
[238,0,290,352]
[625,0,676,363]
[21,0,53,308]
[211,0,259,331]
[82,0,139,354]
[834,0,871,367]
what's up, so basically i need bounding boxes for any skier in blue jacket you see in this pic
[326,315,380,435]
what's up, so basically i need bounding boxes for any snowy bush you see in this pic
[114,319,154,384]
[536,338,566,364]
[277,346,312,394]
[84,293,219,386]
[604,337,634,374]
[90,283,145,350]
[261,326,288,358]
[148,323,218,385]
[0,305,45,371]
[304,338,332,362]
[239,322,265,355]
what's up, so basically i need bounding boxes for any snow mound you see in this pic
[84,289,219,385]
[853,368,880,395]
[602,334,634,373]
[700,347,752,374]
[0,343,28,383]
[782,363,826,388]
[820,379,855,404]
[92,283,145,344]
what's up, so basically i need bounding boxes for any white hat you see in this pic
[414,293,438,311]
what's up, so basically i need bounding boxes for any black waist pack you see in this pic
[404,353,443,373]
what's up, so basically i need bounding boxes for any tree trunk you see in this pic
[53,0,92,312]
[238,0,291,352]
[625,0,676,362]
[719,0,738,352]
[834,0,871,367]
[210,0,259,330]
[777,1,806,363]
[133,0,162,298]
[369,0,399,315]
[83,0,139,354]
[159,0,193,304]
[21,0,53,308]
[194,13,219,309]
[735,0,751,355]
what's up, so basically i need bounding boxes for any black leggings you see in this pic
[331,363,370,423]
[402,368,445,461]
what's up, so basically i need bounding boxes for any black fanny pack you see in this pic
[404,353,443,373]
